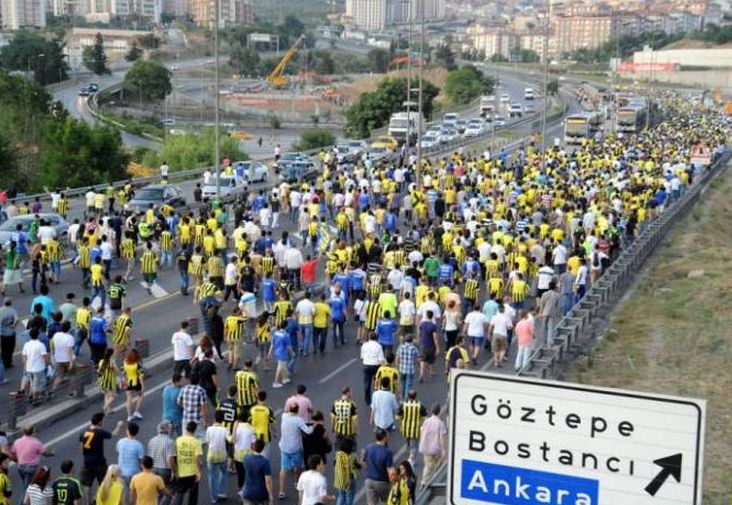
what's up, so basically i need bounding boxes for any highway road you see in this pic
[3,72,579,505]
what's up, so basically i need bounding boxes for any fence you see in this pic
[414,148,732,505]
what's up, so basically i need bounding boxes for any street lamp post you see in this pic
[539,10,549,172]
[214,0,222,198]
[415,0,425,186]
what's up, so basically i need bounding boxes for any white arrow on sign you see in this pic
[448,371,705,505]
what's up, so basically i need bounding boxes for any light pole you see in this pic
[539,6,549,172]
[214,0,221,197]
[415,0,425,185]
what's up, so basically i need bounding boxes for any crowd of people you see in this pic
[0,93,728,505]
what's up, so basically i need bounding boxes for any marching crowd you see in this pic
[0,94,728,505]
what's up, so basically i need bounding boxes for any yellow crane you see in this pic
[266,34,306,89]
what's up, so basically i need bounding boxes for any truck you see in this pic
[387,111,419,146]
[480,95,496,117]
[617,104,646,134]
[564,113,593,145]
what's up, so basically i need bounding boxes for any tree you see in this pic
[547,79,559,96]
[312,50,334,75]
[125,41,143,62]
[230,45,260,76]
[434,44,456,70]
[444,65,494,105]
[294,129,335,151]
[0,31,69,85]
[140,127,247,171]
[520,49,540,63]
[83,32,110,75]
[137,33,160,49]
[346,77,439,138]
[123,59,172,102]
[367,48,390,73]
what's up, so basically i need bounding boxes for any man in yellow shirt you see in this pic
[173,422,202,504]
[313,293,331,354]
[130,456,170,505]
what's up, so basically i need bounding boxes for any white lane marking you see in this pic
[44,379,169,447]
[318,358,357,384]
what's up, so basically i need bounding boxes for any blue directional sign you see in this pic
[448,371,705,505]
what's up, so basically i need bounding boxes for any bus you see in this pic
[388,111,419,146]
[617,104,646,134]
[564,113,593,145]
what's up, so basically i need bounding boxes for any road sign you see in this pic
[448,371,705,505]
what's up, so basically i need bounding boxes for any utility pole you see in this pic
[416,0,425,186]
[406,0,412,149]
[214,0,222,197]
[540,2,550,171]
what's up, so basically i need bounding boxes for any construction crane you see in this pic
[266,34,306,89]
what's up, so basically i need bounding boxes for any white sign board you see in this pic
[448,371,705,505]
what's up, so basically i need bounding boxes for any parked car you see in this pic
[125,184,186,213]
[454,119,467,135]
[0,214,69,245]
[464,119,485,137]
[280,160,318,182]
[366,146,391,161]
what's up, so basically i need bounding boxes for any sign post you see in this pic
[448,371,705,505]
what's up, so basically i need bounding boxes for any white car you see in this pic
[233,161,268,183]
[367,146,390,161]
[442,113,459,127]
[438,128,459,144]
[507,103,523,118]
[346,140,367,158]
[202,174,245,201]
[494,115,507,127]
[464,120,484,137]
[420,133,440,149]
[500,94,511,104]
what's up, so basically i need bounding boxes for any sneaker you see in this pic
[133,411,143,420]
[282,379,291,385]
[272,382,283,389]
[278,492,286,500]
[127,416,135,422]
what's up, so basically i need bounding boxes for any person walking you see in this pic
[369,378,398,432]
[360,334,384,406]
[115,422,144,505]
[23,466,53,505]
[361,430,393,505]
[146,422,176,505]
[129,456,171,505]
[10,426,54,488]
[277,404,314,500]
[240,439,273,505]
[514,310,535,371]
[123,349,144,422]
[95,466,122,505]
[79,413,125,505]
[396,390,427,466]
[98,349,119,415]
[0,298,19,372]
[296,455,333,505]
[177,376,208,440]
[538,281,561,346]
[418,405,446,488]
[161,376,184,439]
[51,460,82,505]
[333,438,359,505]
[170,422,202,505]
[171,322,194,379]
[204,411,229,503]
[395,336,418,400]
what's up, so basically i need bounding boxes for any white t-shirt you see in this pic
[38,226,56,244]
[296,470,328,505]
[205,425,229,463]
[537,266,555,290]
[464,311,487,337]
[22,340,48,373]
[398,299,416,326]
[360,340,385,366]
[233,423,256,460]
[490,313,513,337]
[51,332,74,364]
[418,301,441,321]
[225,263,238,286]
[100,242,113,261]
[295,299,315,325]
[85,191,96,207]
[171,331,193,361]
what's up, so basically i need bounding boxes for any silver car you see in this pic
[0,213,69,245]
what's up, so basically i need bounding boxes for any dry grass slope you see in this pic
[570,163,732,504]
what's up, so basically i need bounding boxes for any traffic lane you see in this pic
[31,319,458,504]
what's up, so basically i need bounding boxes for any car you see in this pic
[280,160,318,182]
[494,115,507,127]
[464,119,485,137]
[88,83,99,93]
[334,145,354,164]
[442,113,459,127]
[0,214,69,245]
[524,104,535,114]
[370,136,399,150]
[438,128,459,144]
[454,119,467,134]
[202,175,240,201]
[233,161,268,183]
[507,103,523,118]
[161,118,176,126]
[78,86,90,97]
[420,133,440,149]
[426,123,442,133]
[230,130,254,140]
[500,94,511,104]
[345,140,368,158]
[366,146,391,161]
[125,184,186,213]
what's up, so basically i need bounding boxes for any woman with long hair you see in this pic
[98,348,118,415]
[23,466,52,505]
[387,460,416,505]
[96,465,122,505]
[123,348,144,422]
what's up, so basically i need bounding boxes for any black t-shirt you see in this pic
[217,398,239,434]
[79,427,112,466]
[194,359,218,396]
[53,476,83,505]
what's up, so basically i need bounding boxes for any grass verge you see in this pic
[570,161,732,503]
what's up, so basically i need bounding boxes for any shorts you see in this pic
[491,335,508,353]
[28,371,46,392]
[55,362,74,377]
[468,336,485,348]
[81,464,107,487]
[421,348,436,364]
[400,325,414,336]
[280,450,303,471]
[143,273,157,283]
[127,382,142,392]
[365,479,390,505]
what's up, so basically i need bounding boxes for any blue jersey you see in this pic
[358,193,370,211]
[262,278,276,302]
[384,213,397,232]
[333,273,350,294]
[90,316,108,345]
[350,269,366,291]
[329,296,346,322]
[462,259,480,277]
[286,319,299,349]
[438,263,454,286]
[376,319,398,346]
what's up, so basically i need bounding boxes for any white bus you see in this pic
[564,113,593,145]
[388,111,419,145]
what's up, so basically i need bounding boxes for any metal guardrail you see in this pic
[517,149,731,380]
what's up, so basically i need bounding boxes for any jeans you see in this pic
[207,461,226,500]
[171,475,198,505]
[161,250,173,268]
[81,268,90,288]
[17,464,38,487]
[74,328,87,357]
[363,365,379,405]
[332,321,345,346]
[560,293,573,316]
[400,372,414,399]
[314,326,327,353]
[574,284,586,304]
[1,334,15,369]
[179,269,189,295]
[335,485,355,505]
[91,285,106,308]
[515,344,533,370]
[199,297,217,334]
[0,359,5,383]
[300,324,313,355]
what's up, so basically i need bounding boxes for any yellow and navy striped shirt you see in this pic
[224,315,246,341]
[464,279,479,301]
[198,282,220,298]
[331,399,358,437]
[398,400,427,440]
[160,231,173,251]
[140,251,158,274]
[236,370,259,407]
[112,313,132,346]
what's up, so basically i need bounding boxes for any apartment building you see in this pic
[466,25,519,59]
[344,0,444,31]
[186,0,254,27]
[1,0,45,29]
